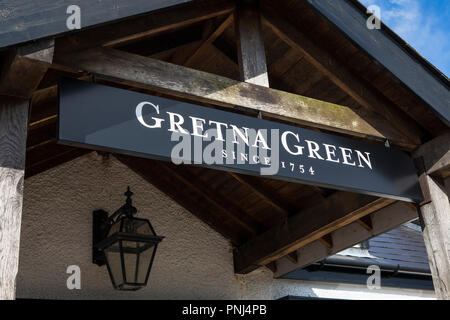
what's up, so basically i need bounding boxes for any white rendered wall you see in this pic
[16,153,435,300]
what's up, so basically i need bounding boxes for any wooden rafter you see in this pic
[275,202,418,276]
[227,172,291,217]
[184,14,234,67]
[25,142,88,178]
[118,156,240,244]
[261,9,425,147]
[29,86,58,124]
[233,192,395,274]
[150,40,202,61]
[357,214,373,231]
[156,162,265,234]
[117,155,251,245]
[319,234,333,249]
[266,261,277,273]
[414,132,450,179]
[285,251,298,264]
[0,39,54,99]
[267,48,302,81]
[56,0,235,53]
[211,29,419,150]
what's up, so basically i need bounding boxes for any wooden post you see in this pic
[0,39,52,300]
[235,0,269,87]
[418,176,450,300]
[414,134,450,300]
[0,97,29,300]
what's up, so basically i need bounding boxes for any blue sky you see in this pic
[359,0,450,77]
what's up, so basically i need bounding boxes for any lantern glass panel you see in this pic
[104,242,122,288]
[101,216,160,290]
[120,218,154,235]
[122,240,157,285]
[107,220,122,236]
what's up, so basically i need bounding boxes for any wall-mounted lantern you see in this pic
[93,187,164,291]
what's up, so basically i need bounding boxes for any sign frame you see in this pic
[58,78,423,203]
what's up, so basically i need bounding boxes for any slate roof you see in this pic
[281,223,433,290]
[334,223,431,274]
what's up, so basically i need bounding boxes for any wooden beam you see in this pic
[233,192,394,274]
[150,40,202,61]
[357,214,373,231]
[0,39,54,98]
[184,15,234,67]
[417,175,450,300]
[261,9,424,147]
[26,120,57,150]
[29,86,59,127]
[235,1,269,87]
[286,251,298,264]
[266,261,277,273]
[54,47,413,146]
[0,97,29,299]
[319,234,333,249]
[227,172,290,217]
[414,133,450,179]
[25,147,89,179]
[24,141,89,177]
[275,202,418,277]
[56,0,235,53]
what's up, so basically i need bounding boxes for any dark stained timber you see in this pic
[0,0,195,48]
[0,97,29,299]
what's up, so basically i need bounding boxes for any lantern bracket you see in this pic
[92,186,138,266]
[93,209,109,266]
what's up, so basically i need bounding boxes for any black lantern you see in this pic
[93,187,164,291]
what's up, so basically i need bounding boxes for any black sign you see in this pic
[58,78,423,202]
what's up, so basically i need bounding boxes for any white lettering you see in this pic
[167,112,189,134]
[230,125,249,146]
[252,130,270,150]
[356,150,372,169]
[281,131,304,155]
[136,102,164,129]
[323,143,340,163]
[189,116,208,138]
[305,140,324,160]
[208,120,228,141]
[340,147,356,166]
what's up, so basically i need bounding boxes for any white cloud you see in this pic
[360,0,450,76]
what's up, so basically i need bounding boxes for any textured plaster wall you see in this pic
[16,153,435,300]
